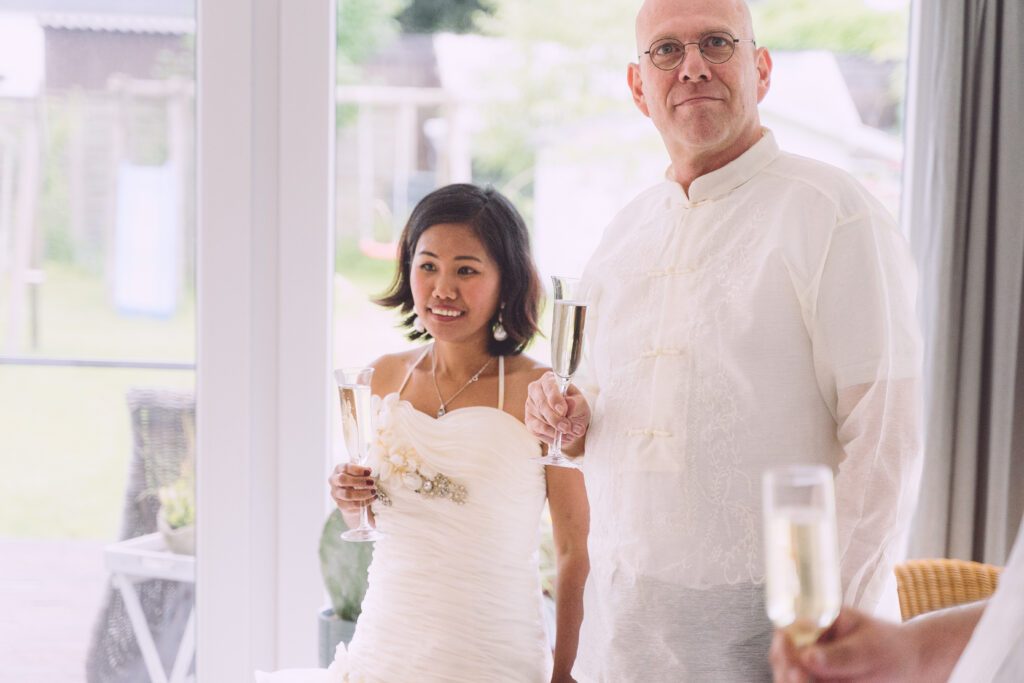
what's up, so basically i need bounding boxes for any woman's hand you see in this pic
[327,463,377,514]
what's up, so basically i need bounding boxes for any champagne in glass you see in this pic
[339,384,373,462]
[535,276,586,469]
[763,465,841,647]
[334,366,383,542]
[551,300,587,379]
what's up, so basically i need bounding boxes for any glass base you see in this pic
[341,527,383,542]
[532,453,579,469]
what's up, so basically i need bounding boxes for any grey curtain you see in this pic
[904,0,1024,564]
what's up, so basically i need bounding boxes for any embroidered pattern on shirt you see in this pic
[641,347,687,358]
[645,265,700,278]
[625,428,673,438]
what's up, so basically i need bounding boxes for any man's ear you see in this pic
[755,47,772,103]
[627,62,651,117]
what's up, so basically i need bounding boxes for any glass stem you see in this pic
[358,501,371,530]
[552,429,564,458]
[551,378,570,457]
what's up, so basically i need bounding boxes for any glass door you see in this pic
[0,4,197,680]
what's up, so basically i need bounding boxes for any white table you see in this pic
[104,533,195,683]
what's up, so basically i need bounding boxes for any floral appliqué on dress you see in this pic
[369,394,467,506]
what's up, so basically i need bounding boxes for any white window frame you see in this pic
[196,0,336,675]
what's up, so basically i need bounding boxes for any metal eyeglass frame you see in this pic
[642,32,757,69]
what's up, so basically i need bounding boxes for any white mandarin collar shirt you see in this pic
[673,130,781,206]
[572,129,922,682]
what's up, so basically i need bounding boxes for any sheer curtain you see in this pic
[903,0,1024,564]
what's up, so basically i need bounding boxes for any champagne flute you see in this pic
[334,366,383,542]
[534,275,586,469]
[763,464,841,647]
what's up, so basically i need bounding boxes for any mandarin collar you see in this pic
[664,128,781,207]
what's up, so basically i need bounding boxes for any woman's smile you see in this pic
[428,305,466,322]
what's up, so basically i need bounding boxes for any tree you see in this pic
[397,0,494,34]
[469,0,639,203]
[337,0,406,82]
[750,0,908,59]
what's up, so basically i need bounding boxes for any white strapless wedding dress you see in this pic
[257,354,552,683]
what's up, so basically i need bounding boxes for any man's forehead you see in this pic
[635,0,752,44]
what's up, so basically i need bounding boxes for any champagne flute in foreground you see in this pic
[335,366,383,542]
[534,276,586,469]
[763,465,841,647]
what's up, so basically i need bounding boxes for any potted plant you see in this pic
[318,510,374,666]
[154,410,196,554]
[157,475,195,555]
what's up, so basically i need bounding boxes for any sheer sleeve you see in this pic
[809,210,923,612]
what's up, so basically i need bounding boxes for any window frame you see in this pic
[196,0,336,673]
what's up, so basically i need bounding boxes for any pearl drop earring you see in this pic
[492,306,508,342]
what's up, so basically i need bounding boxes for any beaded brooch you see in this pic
[374,469,467,507]
[370,396,467,506]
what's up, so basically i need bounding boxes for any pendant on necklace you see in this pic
[437,405,446,418]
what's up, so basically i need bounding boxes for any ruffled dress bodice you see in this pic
[343,393,550,682]
[257,376,551,683]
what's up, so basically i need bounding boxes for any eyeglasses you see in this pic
[642,32,756,70]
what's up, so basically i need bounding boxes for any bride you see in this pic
[257,184,590,683]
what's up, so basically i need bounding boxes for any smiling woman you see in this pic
[410,223,504,347]
[375,183,542,358]
[259,183,590,683]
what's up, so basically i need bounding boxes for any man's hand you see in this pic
[769,608,917,683]
[327,463,377,514]
[525,371,591,447]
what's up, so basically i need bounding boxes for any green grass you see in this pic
[2,264,196,361]
[336,237,397,298]
[0,366,194,539]
[1,264,196,540]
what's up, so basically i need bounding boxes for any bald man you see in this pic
[525,1,924,680]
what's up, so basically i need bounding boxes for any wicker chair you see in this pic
[895,558,1003,621]
[85,388,195,682]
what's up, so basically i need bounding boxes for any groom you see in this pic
[525,0,923,680]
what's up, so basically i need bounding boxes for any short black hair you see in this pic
[375,183,542,356]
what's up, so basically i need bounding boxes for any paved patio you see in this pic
[1,538,109,682]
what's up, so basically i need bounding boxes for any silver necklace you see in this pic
[430,347,492,418]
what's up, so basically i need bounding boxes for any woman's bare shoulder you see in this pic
[370,347,428,395]
[502,353,550,399]
[505,353,550,381]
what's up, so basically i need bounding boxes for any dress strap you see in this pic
[398,346,432,397]
[498,356,505,411]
